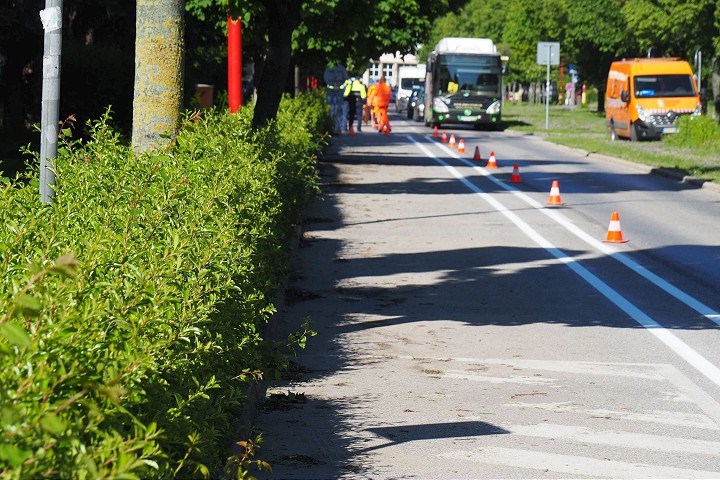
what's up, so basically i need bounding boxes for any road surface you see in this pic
[249,113,720,479]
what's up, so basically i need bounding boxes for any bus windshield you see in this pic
[436,54,501,95]
[633,74,697,98]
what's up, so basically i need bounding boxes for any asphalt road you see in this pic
[249,111,720,479]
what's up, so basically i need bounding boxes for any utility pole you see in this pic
[39,0,63,203]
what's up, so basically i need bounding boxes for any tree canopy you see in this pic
[425,0,719,93]
[1,0,718,152]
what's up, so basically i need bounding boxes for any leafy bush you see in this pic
[0,92,330,479]
[666,114,720,147]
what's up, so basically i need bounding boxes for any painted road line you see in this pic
[505,423,720,455]
[402,355,720,427]
[440,447,720,478]
[443,371,557,385]
[505,402,720,430]
[410,136,720,389]
[430,135,720,327]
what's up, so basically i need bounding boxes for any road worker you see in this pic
[344,77,367,132]
[366,78,378,127]
[374,76,393,133]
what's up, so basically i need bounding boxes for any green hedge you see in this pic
[0,90,331,479]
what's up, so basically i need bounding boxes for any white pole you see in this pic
[39,0,63,203]
[545,46,551,130]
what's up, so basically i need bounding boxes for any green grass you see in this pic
[502,102,720,183]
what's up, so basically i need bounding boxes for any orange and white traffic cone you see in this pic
[449,134,456,148]
[473,146,481,161]
[486,151,498,168]
[441,131,448,143]
[433,125,439,138]
[510,163,521,183]
[458,139,466,153]
[547,180,563,206]
[603,211,628,243]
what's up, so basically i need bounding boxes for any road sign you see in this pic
[537,42,560,66]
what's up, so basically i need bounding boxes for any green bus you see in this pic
[425,37,505,129]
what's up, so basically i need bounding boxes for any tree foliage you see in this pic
[426,0,719,93]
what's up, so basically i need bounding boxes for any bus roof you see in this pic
[434,37,498,55]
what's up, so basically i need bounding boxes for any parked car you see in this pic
[407,86,424,119]
[412,89,425,122]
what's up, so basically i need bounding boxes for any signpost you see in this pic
[537,41,560,130]
[39,0,63,203]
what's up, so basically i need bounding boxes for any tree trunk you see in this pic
[251,0,302,129]
[132,0,185,152]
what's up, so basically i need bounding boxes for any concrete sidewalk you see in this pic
[250,118,500,478]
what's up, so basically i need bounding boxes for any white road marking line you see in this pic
[410,137,720,389]
[439,447,720,478]
[505,423,720,455]
[430,135,720,327]
[506,402,720,430]
[399,355,720,428]
[443,371,557,385]
[655,363,720,426]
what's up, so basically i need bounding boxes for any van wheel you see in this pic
[609,124,618,141]
[630,123,639,142]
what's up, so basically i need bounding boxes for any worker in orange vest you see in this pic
[366,78,378,127]
[374,76,393,133]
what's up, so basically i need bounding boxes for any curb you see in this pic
[536,137,720,194]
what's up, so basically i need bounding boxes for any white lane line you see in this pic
[506,423,720,455]
[443,371,557,385]
[655,363,720,427]
[410,137,720,389]
[506,402,720,430]
[399,355,720,428]
[440,447,720,478]
[431,135,720,327]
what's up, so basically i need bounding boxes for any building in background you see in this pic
[363,52,419,87]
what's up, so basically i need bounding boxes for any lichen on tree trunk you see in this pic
[132,0,185,151]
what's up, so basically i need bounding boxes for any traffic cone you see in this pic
[603,211,628,243]
[473,146,481,161]
[510,163,521,183]
[449,134,456,148]
[433,125,439,138]
[441,131,448,143]
[458,139,466,153]
[486,151,498,168]
[547,180,563,206]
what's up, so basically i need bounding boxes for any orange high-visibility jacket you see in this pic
[366,83,378,106]
[375,81,392,108]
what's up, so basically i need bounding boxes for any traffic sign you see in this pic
[537,42,560,66]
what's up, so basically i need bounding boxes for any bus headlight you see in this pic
[433,97,449,113]
[635,104,651,122]
[487,100,501,115]
[692,103,702,117]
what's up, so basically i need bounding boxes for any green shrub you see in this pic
[0,93,330,479]
[666,114,720,147]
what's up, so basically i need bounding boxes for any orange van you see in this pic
[605,58,701,141]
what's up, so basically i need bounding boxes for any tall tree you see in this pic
[132,0,185,151]
[252,0,303,128]
[186,0,448,127]
[560,0,631,107]
[622,0,716,59]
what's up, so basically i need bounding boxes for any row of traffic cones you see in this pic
[545,181,627,242]
[432,126,628,243]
